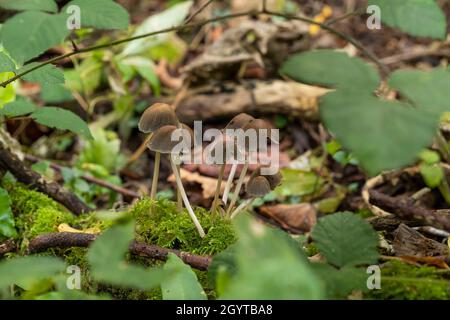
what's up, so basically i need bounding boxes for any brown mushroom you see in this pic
[226,118,272,216]
[139,103,179,201]
[148,125,205,238]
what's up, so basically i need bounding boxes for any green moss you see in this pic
[131,198,236,255]
[366,261,450,300]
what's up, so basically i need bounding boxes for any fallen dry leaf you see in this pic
[259,203,317,232]
[398,255,449,269]
[168,168,225,199]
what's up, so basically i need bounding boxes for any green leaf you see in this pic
[0,11,69,65]
[312,264,368,299]
[0,72,16,108]
[221,216,324,299]
[88,222,173,290]
[420,164,444,188]
[280,50,380,91]
[122,0,193,56]
[369,0,446,39]
[0,0,57,12]
[161,253,207,300]
[273,168,324,197]
[320,90,439,175]
[19,63,64,86]
[63,0,129,30]
[312,212,379,268]
[419,149,441,165]
[0,99,37,118]
[0,256,65,289]
[0,187,16,238]
[389,68,450,116]
[0,52,16,73]
[31,107,93,139]
[40,84,74,103]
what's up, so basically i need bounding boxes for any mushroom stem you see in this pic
[176,164,183,211]
[150,152,161,200]
[222,162,238,205]
[170,157,206,238]
[226,162,249,216]
[230,198,254,219]
[210,163,226,214]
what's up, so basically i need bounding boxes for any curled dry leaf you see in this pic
[259,203,317,232]
[168,168,225,199]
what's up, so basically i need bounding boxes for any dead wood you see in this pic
[176,80,328,123]
[0,140,92,215]
[368,190,450,232]
[28,232,212,271]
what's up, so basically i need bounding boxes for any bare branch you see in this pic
[28,232,212,271]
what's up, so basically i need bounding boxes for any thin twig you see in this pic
[0,9,388,87]
[28,232,212,271]
[184,0,215,25]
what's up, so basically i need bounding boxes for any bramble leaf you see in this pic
[280,50,380,91]
[0,11,69,65]
[369,0,446,39]
[31,107,93,139]
[312,212,379,268]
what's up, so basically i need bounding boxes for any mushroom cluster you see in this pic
[138,107,282,238]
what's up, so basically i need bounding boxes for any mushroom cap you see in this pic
[252,167,282,190]
[246,175,271,197]
[147,125,179,153]
[179,123,194,149]
[243,118,272,131]
[138,103,179,133]
[225,113,255,130]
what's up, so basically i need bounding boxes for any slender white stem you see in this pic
[230,198,254,219]
[210,164,226,214]
[150,152,160,200]
[222,162,238,205]
[170,157,205,238]
[176,164,182,211]
[226,162,249,216]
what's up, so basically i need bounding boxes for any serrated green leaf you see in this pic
[0,11,70,65]
[312,264,368,299]
[0,99,36,118]
[369,0,446,39]
[312,212,379,268]
[122,1,193,56]
[221,216,324,299]
[63,0,129,30]
[420,164,444,188]
[40,84,74,103]
[0,52,16,73]
[19,63,64,86]
[0,0,57,12]
[321,90,439,175]
[31,107,93,139]
[0,187,16,238]
[280,50,380,91]
[389,68,450,116]
[0,256,65,289]
[88,222,173,290]
[162,253,207,300]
